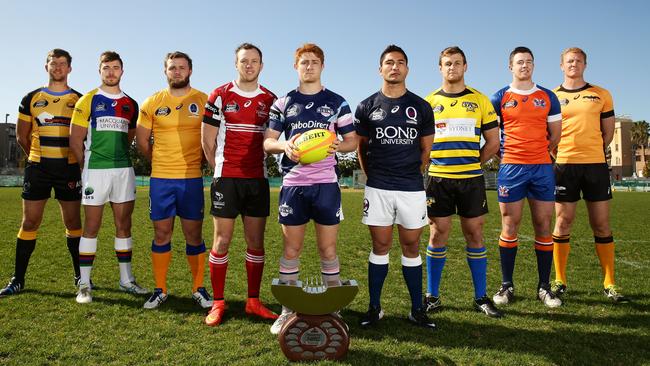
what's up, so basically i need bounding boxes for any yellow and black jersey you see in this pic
[18,87,82,165]
[553,83,614,164]
[425,86,498,179]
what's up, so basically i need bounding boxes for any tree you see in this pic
[631,120,649,173]
[129,141,151,176]
[337,152,359,177]
[266,154,281,177]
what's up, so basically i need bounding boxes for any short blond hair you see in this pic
[561,47,587,64]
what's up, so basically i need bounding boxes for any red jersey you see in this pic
[491,84,562,164]
[203,81,276,178]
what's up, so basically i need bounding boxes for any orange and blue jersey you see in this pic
[490,84,562,164]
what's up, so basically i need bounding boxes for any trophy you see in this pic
[271,277,358,361]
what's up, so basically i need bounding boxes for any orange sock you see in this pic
[151,242,172,293]
[186,243,207,292]
[595,235,615,288]
[552,234,571,284]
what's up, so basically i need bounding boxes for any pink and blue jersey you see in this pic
[490,85,561,165]
[268,88,354,186]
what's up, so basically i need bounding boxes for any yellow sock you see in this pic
[595,236,615,288]
[186,243,206,292]
[552,234,570,284]
[151,249,172,293]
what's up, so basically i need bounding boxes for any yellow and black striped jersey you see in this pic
[553,83,614,164]
[425,86,497,179]
[18,87,82,165]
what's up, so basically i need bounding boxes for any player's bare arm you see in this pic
[356,135,369,175]
[69,124,87,168]
[15,119,32,156]
[601,116,615,147]
[479,127,499,163]
[135,125,153,161]
[263,129,300,162]
[419,133,434,174]
[547,121,562,153]
[201,123,218,169]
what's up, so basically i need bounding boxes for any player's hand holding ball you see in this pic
[285,133,302,163]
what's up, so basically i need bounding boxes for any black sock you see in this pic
[14,238,36,283]
[67,236,81,278]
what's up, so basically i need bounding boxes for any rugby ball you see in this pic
[294,129,336,164]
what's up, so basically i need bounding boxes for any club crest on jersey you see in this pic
[188,103,200,115]
[33,99,48,108]
[391,106,400,113]
[224,102,239,113]
[533,98,546,108]
[317,105,334,118]
[432,104,444,114]
[279,203,293,217]
[560,98,569,106]
[155,106,171,116]
[96,103,107,112]
[498,185,509,197]
[369,108,386,121]
[462,102,478,112]
[405,106,418,124]
[286,104,302,118]
[503,100,518,109]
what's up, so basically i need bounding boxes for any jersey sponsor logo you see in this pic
[205,103,219,114]
[53,98,61,103]
[269,109,281,121]
[432,104,444,114]
[290,120,330,130]
[533,98,546,108]
[279,203,293,217]
[317,105,334,118]
[96,116,130,132]
[435,118,475,138]
[560,98,569,106]
[375,126,418,144]
[84,186,94,200]
[244,100,252,108]
[36,112,71,126]
[286,104,302,118]
[450,100,458,107]
[391,106,400,113]
[462,102,478,112]
[155,106,171,116]
[224,102,239,113]
[369,108,387,121]
[188,103,200,115]
[503,100,518,109]
[405,106,418,123]
[583,95,601,102]
[176,103,183,110]
[33,99,48,108]
[305,102,314,109]
[96,103,107,112]
[256,102,269,118]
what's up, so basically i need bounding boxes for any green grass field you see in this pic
[0,187,648,365]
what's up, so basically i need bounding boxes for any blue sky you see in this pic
[1,0,648,123]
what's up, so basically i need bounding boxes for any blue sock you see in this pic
[498,236,518,285]
[535,250,553,288]
[401,255,423,313]
[425,245,446,296]
[368,252,389,309]
[466,246,488,299]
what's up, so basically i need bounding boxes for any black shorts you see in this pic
[554,163,612,202]
[210,177,270,218]
[425,175,488,218]
[22,161,81,201]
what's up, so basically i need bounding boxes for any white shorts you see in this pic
[81,167,136,205]
[361,186,427,229]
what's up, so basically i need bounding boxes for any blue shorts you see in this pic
[497,164,555,203]
[150,177,204,221]
[278,183,342,225]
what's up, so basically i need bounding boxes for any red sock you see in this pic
[209,250,228,301]
[245,248,265,298]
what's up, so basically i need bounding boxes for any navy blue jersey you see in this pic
[355,90,435,191]
[268,88,355,186]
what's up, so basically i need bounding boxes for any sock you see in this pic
[534,236,554,288]
[595,235,616,288]
[321,256,341,287]
[279,257,299,285]
[151,241,172,293]
[425,245,446,297]
[14,229,37,283]
[402,255,423,313]
[66,228,82,279]
[466,246,488,299]
[245,248,265,298]
[368,252,389,309]
[186,242,206,293]
[79,237,98,287]
[115,237,134,285]
[498,235,518,285]
[209,250,228,301]
[552,234,570,284]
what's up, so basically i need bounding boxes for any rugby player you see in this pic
[551,47,628,303]
[1,49,83,297]
[136,52,212,310]
[356,45,436,329]
[201,43,278,326]
[263,43,357,334]
[424,46,501,317]
[69,51,147,303]
[491,46,563,308]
